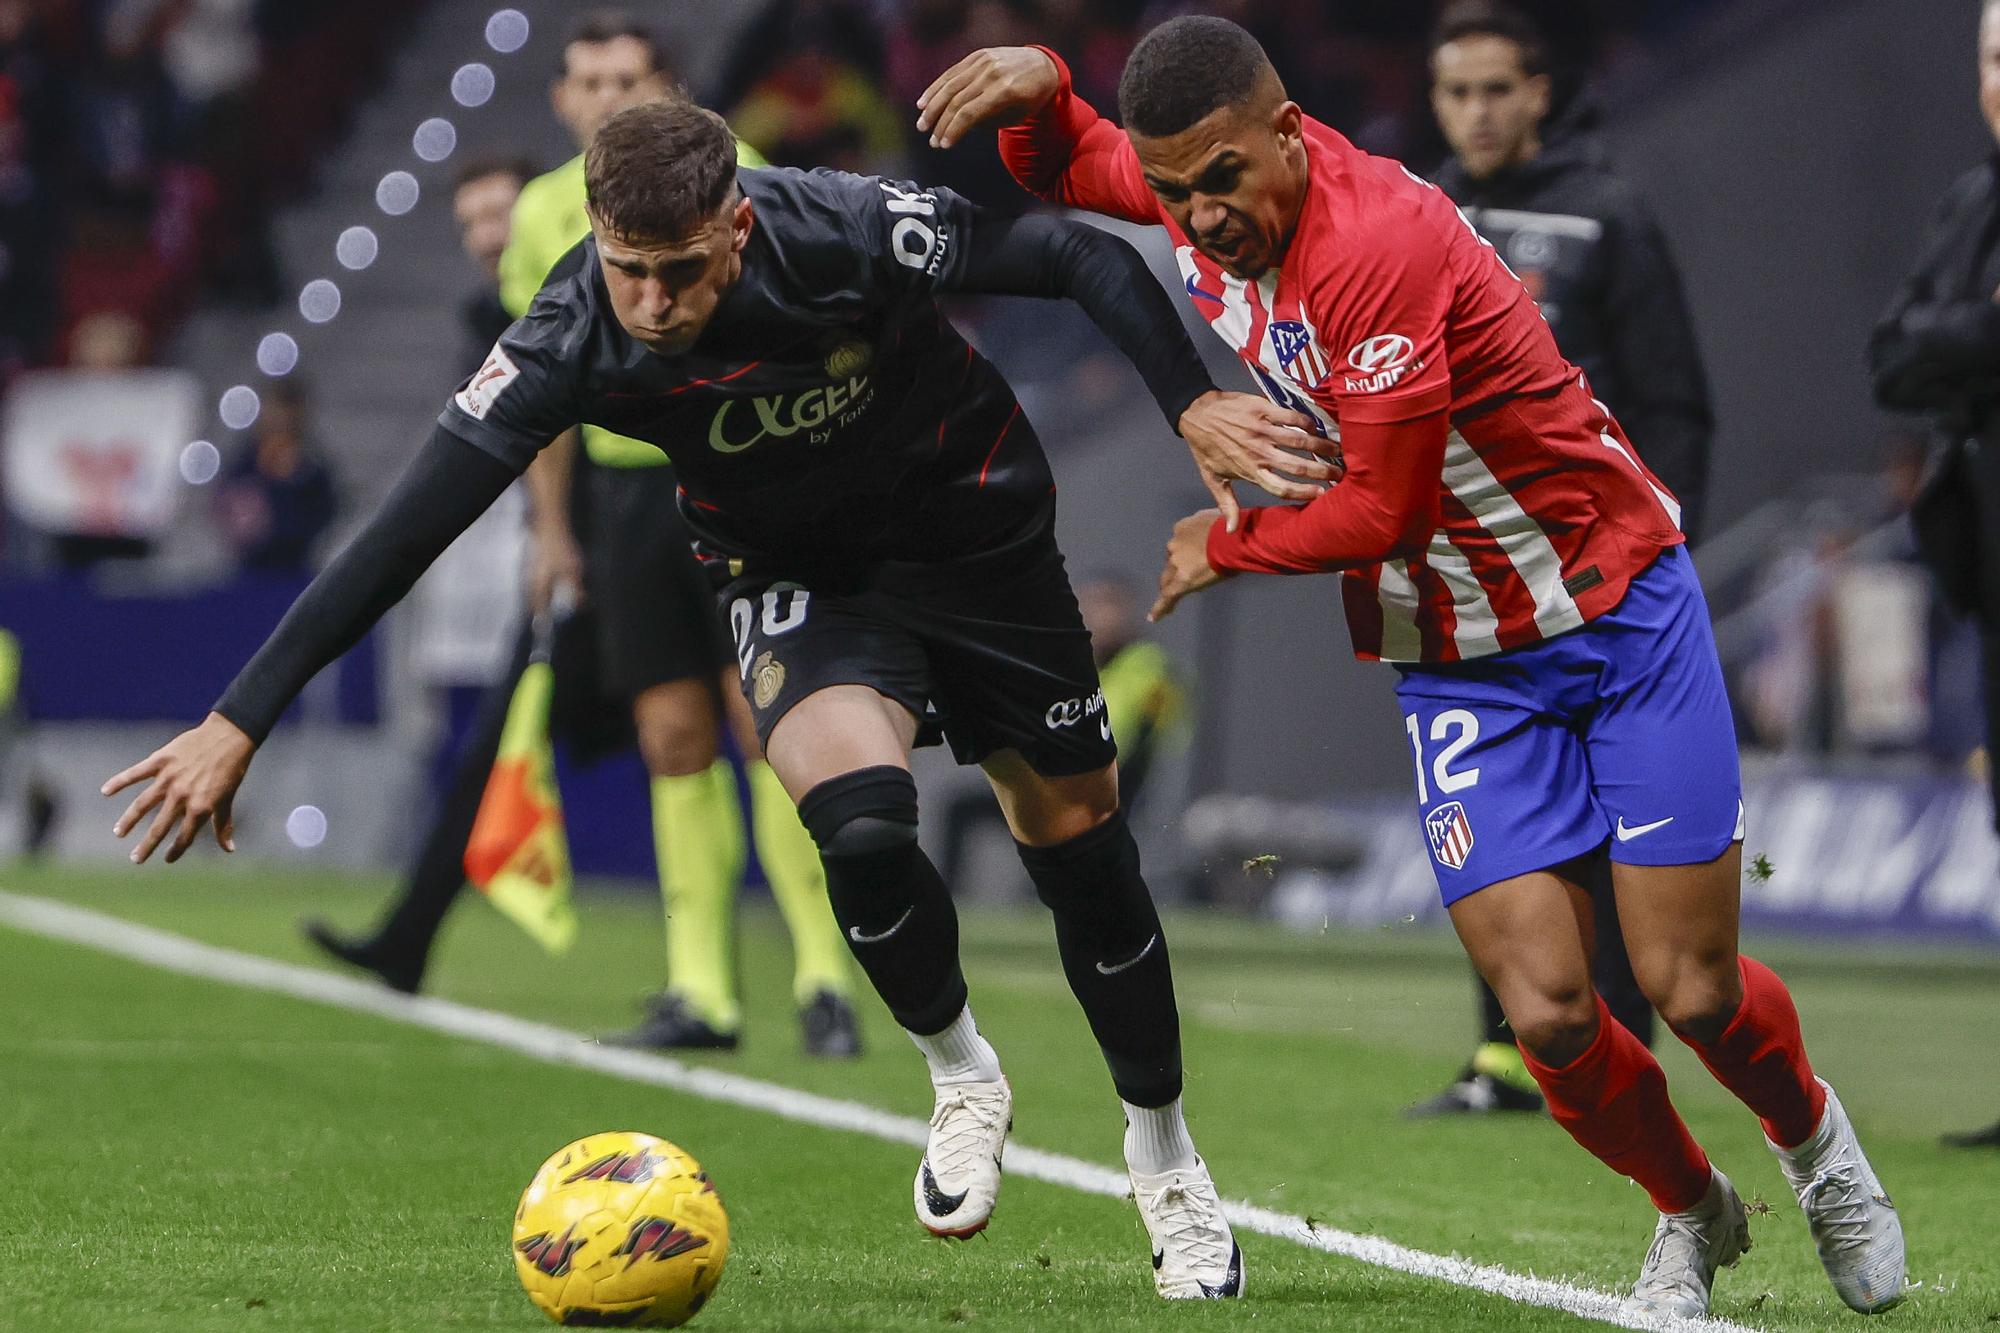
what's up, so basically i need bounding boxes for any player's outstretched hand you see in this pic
[916,46,1061,148]
[1150,510,1229,623]
[1178,390,1339,531]
[102,712,254,864]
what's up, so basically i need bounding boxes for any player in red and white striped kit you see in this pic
[921,17,1904,1318]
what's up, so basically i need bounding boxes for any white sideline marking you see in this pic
[0,892,1755,1333]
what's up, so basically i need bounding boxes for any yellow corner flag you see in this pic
[464,613,577,954]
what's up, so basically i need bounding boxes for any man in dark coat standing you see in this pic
[1871,0,2000,1151]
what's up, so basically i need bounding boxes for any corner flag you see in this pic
[463,607,576,953]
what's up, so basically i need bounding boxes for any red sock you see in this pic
[1520,995,1712,1213]
[1678,955,1827,1150]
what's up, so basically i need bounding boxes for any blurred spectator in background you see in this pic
[1407,0,1711,1120]
[1870,0,2000,1150]
[213,379,336,574]
[450,155,538,362]
[723,0,904,174]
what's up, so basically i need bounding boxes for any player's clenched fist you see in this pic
[1177,390,1339,531]
[102,712,254,863]
[915,46,1062,148]
[1149,509,1230,623]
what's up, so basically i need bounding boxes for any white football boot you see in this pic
[1630,1168,1751,1317]
[913,1078,1011,1238]
[1129,1157,1244,1299]
[1769,1079,1905,1313]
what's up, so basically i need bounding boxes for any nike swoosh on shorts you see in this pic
[1614,815,1675,841]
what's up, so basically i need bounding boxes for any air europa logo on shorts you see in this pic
[1344,333,1418,394]
[708,375,876,453]
[1045,689,1105,730]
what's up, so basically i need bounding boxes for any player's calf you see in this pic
[798,766,967,1035]
[1014,809,1183,1107]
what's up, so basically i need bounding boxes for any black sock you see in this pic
[1015,811,1182,1108]
[798,766,967,1036]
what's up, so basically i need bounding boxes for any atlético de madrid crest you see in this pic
[1425,801,1474,871]
[1269,320,1331,388]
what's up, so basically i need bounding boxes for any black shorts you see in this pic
[583,461,733,700]
[718,507,1115,777]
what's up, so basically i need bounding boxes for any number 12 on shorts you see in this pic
[1404,709,1481,804]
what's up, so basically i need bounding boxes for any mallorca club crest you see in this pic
[1424,801,1474,871]
[1268,320,1331,389]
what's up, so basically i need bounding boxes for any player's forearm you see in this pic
[213,428,517,743]
[525,428,578,536]
[954,211,1214,428]
[1206,414,1445,574]
[996,49,1094,203]
[997,49,1156,224]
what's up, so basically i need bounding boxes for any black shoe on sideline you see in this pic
[301,919,422,994]
[800,990,862,1059]
[1941,1118,2000,1148]
[1403,1066,1545,1119]
[602,992,740,1051]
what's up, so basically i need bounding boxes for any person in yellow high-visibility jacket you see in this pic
[498,12,856,1056]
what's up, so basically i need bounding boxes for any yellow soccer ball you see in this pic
[512,1131,729,1328]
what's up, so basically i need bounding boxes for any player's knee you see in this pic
[1505,985,1600,1067]
[634,693,719,776]
[797,766,920,859]
[1650,957,1745,1044]
[1015,808,1143,915]
[1005,767,1120,847]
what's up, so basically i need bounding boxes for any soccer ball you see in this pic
[512,1131,729,1327]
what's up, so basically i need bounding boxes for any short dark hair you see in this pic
[559,9,670,80]
[585,100,737,242]
[1117,16,1275,139]
[1430,1,1549,78]
[452,154,539,195]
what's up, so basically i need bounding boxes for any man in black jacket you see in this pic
[1871,0,2000,1150]
[1407,0,1716,1118]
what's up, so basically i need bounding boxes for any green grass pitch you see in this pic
[4,860,1998,1330]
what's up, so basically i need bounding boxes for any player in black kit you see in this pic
[103,98,1330,1298]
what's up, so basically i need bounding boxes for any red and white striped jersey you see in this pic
[1001,70,1686,663]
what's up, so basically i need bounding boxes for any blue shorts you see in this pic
[1394,546,1743,906]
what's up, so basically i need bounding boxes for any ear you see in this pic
[1525,72,1552,122]
[730,194,754,253]
[1272,99,1304,148]
[549,77,567,122]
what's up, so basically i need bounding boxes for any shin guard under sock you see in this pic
[1520,994,1712,1213]
[798,766,966,1036]
[1015,811,1182,1108]
[1677,956,1827,1149]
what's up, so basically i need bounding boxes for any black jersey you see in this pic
[212,165,1216,743]
[444,167,1069,566]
